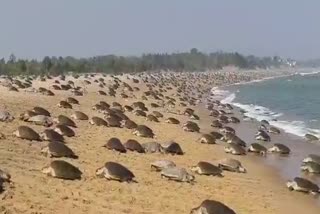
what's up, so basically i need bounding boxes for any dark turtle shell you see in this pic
[105,162,135,182]
[33,106,50,116]
[57,115,77,127]
[104,138,126,153]
[48,160,82,180]
[162,142,183,155]
[55,125,75,137]
[124,139,145,153]
[47,142,78,158]
[16,126,41,141]
[42,129,65,142]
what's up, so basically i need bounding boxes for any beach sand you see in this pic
[0,71,319,214]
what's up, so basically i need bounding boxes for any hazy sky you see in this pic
[0,0,319,60]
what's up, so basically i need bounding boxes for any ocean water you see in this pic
[220,71,320,139]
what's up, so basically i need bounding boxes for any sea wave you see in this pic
[299,70,320,76]
[213,89,320,139]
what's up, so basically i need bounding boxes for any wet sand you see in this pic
[0,71,319,213]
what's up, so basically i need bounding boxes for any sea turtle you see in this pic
[104,138,126,153]
[121,119,138,129]
[13,126,41,141]
[146,114,159,122]
[66,97,79,105]
[161,167,195,183]
[124,139,145,153]
[152,111,164,118]
[41,142,78,158]
[71,111,89,120]
[224,134,246,147]
[142,142,162,153]
[301,162,320,174]
[190,199,236,214]
[303,154,320,165]
[27,115,53,127]
[151,160,176,171]
[40,129,65,142]
[161,141,184,155]
[54,125,75,137]
[268,143,290,154]
[218,158,246,173]
[229,116,240,124]
[55,115,77,128]
[32,106,50,116]
[0,110,14,122]
[19,110,39,121]
[211,120,223,128]
[261,120,270,126]
[89,116,108,126]
[220,126,235,134]
[255,130,271,141]
[224,143,246,155]
[133,125,155,138]
[268,127,281,134]
[58,100,72,109]
[0,169,11,183]
[96,162,135,182]
[124,105,134,112]
[198,134,216,144]
[42,160,82,180]
[165,117,180,124]
[105,116,122,127]
[183,121,200,132]
[248,143,267,156]
[210,131,224,140]
[305,134,319,141]
[286,177,319,194]
[191,161,223,177]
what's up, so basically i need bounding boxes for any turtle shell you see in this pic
[42,129,65,142]
[190,200,236,214]
[124,139,145,153]
[45,142,78,158]
[15,126,41,141]
[104,138,126,153]
[32,107,51,116]
[193,161,223,176]
[104,162,135,182]
[72,111,88,120]
[44,160,82,180]
[54,125,75,137]
[57,115,77,127]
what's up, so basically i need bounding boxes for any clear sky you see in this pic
[0,0,319,60]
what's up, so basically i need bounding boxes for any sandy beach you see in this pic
[0,70,319,214]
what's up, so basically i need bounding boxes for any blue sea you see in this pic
[221,71,320,139]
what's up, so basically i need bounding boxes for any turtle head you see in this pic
[238,166,247,173]
[260,151,267,157]
[12,130,19,137]
[286,180,294,191]
[300,165,309,171]
[267,147,275,153]
[41,166,53,176]
[95,167,105,177]
[39,132,47,141]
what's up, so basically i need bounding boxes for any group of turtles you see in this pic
[0,71,319,213]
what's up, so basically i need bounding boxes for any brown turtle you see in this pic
[13,126,41,141]
[54,125,75,137]
[190,199,236,214]
[198,134,216,144]
[41,142,78,158]
[66,97,79,105]
[152,111,164,118]
[89,116,108,126]
[104,138,126,153]
[183,121,200,132]
[161,141,184,155]
[191,161,223,177]
[32,106,50,116]
[165,117,180,124]
[146,114,159,122]
[42,160,82,180]
[121,119,138,129]
[71,111,89,120]
[96,162,135,182]
[105,116,122,127]
[55,115,77,128]
[58,100,72,109]
[124,139,145,153]
[40,129,65,142]
[133,125,155,138]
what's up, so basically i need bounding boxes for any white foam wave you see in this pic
[299,70,320,76]
[221,93,236,104]
[232,102,320,138]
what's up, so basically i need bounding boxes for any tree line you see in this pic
[0,49,290,76]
